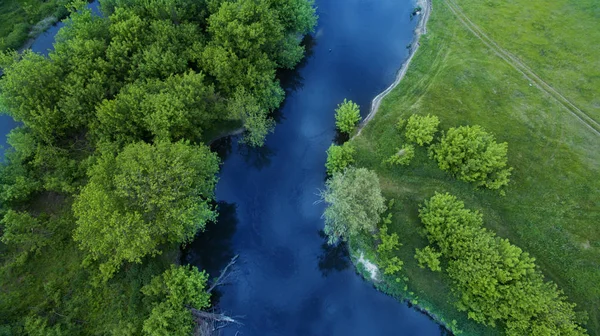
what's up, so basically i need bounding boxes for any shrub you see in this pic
[414,246,442,272]
[334,99,361,134]
[404,114,439,146]
[383,144,415,166]
[325,142,355,175]
[429,125,512,190]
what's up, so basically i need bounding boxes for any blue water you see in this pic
[1,0,443,333]
[183,0,443,335]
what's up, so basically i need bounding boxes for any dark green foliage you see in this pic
[335,99,361,134]
[325,142,355,175]
[429,125,512,190]
[0,0,317,332]
[420,193,587,335]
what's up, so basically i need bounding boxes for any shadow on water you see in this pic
[182,201,239,303]
[237,142,276,171]
[317,230,351,277]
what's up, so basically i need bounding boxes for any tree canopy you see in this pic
[0,0,317,332]
[419,193,587,335]
[404,114,439,146]
[334,99,361,134]
[429,125,512,190]
[73,140,219,279]
[325,142,355,175]
[320,167,386,245]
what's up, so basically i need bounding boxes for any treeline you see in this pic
[0,0,316,334]
[419,193,587,335]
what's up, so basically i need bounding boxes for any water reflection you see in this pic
[237,142,276,171]
[317,230,351,277]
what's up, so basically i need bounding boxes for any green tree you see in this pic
[414,246,442,272]
[334,99,361,134]
[73,141,219,279]
[228,88,275,147]
[320,167,386,245]
[383,144,415,166]
[141,265,211,336]
[325,142,355,175]
[419,193,587,335]
[404,114,439,146]
[429,125,512,190]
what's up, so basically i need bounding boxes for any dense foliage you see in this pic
[404,114,439,146]
[325,142,355,175]
[320,167,386,245]
[376,213,404,281]
[334,99,361,134]
[429,125,512,190]
[419,193,587,335]
[0,0,316,333]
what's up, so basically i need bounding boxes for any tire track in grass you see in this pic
[443,0,600,136]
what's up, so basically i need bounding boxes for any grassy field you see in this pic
[0,0,69,51]
[350,0,600,334]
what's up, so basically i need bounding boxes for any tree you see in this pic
[334,99,361,134]
[320,167,386,245]
[141,265,211,336]
[325,142,355,175]
[383,144,415,166]
[419,193,587,335]
[404,114,439,146]
[429,125,512,190]
[73,141,220,279]
[228,88,275,147]
[414,246,442,272]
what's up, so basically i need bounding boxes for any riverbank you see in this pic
[0,0,69,52]
[349,0,600,334]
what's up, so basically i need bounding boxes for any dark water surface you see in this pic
[184,0,442,335]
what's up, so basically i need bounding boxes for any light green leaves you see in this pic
[429,125,512,190]
[73,141,219,280]
[335,99,361,134]
[404,114,439,146]
[325,142,355,175]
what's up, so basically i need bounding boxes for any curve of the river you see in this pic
[183,0,443,335]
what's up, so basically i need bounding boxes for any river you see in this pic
[0,0,443,334]
[183,0,443,335]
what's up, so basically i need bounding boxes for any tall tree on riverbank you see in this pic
[320,167,386,245]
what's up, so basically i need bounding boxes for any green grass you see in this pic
[350,0,600,334]
[0,0,69,51]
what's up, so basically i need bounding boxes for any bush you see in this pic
[334,99,361,134]
[325,142,355,175]
[429,125,512,190]
[383,144,415,166]
[419,193,587,336]
[414,246,442,272]
[404,114,439,146]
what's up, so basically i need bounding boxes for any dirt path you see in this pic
[443,0,600,136]
[355,0,432,137]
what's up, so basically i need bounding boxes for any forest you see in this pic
[0,0,316,334]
